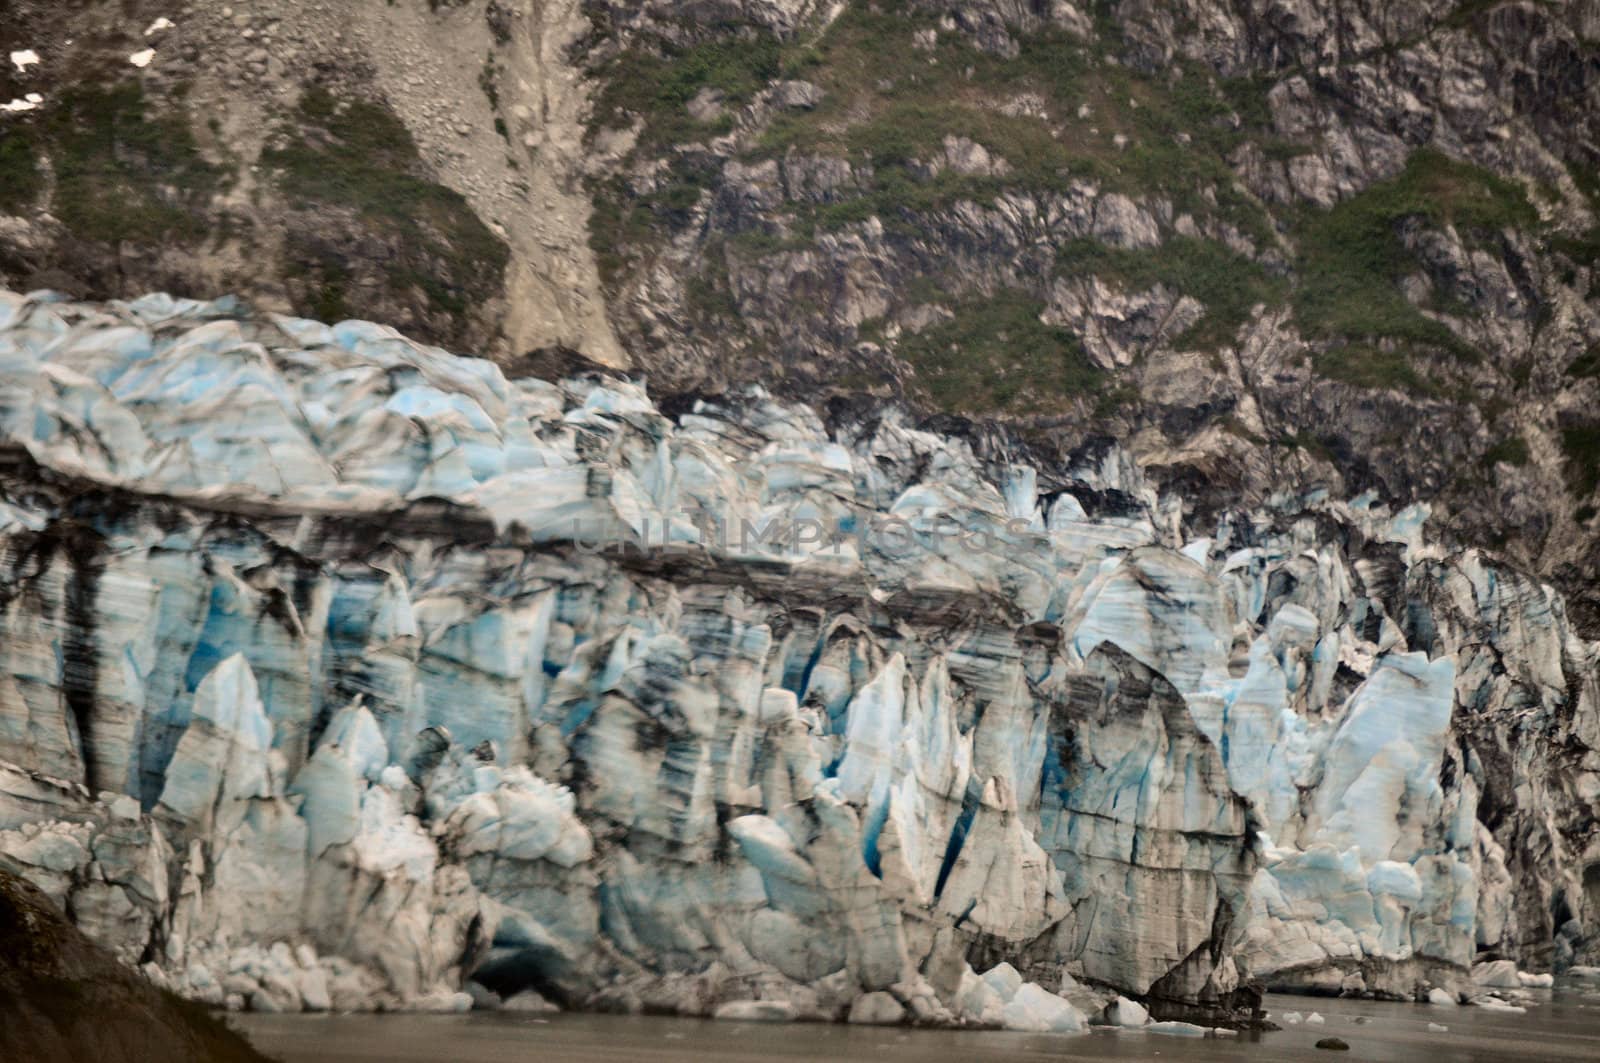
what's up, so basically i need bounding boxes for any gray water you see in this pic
[237,991,1600,1062]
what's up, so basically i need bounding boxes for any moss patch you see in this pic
[590,3,1283,261]
[588,156,720,288]
[1293,149,1536,391]
[1312,344,1438,396]
[36,83,223,244]
[757,13,1274,237]
[1561,423,1600,495]
[895,289,1102,412]
[584,10,1559,424]
[0,126,44,214]
[1054,236,1287,349]
[1484,435,1531,468]
[592,29,783,149]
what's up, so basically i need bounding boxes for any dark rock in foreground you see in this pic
[0,868,270,1063]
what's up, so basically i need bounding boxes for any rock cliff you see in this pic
[0,291,1594,1025]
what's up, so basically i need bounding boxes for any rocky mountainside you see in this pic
[1,0,1599,1036]
[572,0,1600,638]
[0,291,1594,1029]
[2,0,1599,637]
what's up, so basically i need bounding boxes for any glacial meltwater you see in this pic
[238,992,1600,1063]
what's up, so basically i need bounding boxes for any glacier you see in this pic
[0,289,1597,1026]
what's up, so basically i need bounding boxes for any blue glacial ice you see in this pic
[0,290,1596,1022]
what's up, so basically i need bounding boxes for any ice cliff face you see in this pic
[0,290,1597,1023]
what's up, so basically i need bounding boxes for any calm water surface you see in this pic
[238,990,1600,1062]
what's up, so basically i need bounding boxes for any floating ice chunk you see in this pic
[10,50,39,71]
[129,49,155,67]
[1428,987,1457,1006]
[998,983,1085,1034]
[1306,1012,1325,1024]
[145,17,176,35]
[1428,1022,1449,1032]
[714,1000,796,1022]
[1282,1010,1303,1023]
[502,989,558,1013]
[412,990,474,1013]
[1517,972,1553,989]
[465,981,501,1010]
[953,967,1004,1024]
[1472,997,1525,1013]
[1146,1021,1207,1037]
[2,97,39,113]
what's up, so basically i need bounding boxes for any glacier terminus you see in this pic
[0,290,1597,1031]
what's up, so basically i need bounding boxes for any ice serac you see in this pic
[1039,643,1259,1021]
[0,291,1596,1023]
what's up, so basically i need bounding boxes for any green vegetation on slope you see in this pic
[263,86,509,332]
[585,7,1560,413]
[1054,237,1288,350]
[893,290,1102,412]
[1563,424,1600,496]
[1569,345,1600,380]
[755,7,1276,241]
[27,83,224,244]
[589,155,721,287]
[0,128,43,214]
[592,28,786,148]
[1292,148,1536,386]
[1311,345,1439,395]
[590,4,1282,244]
[1484,435,1531,467]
